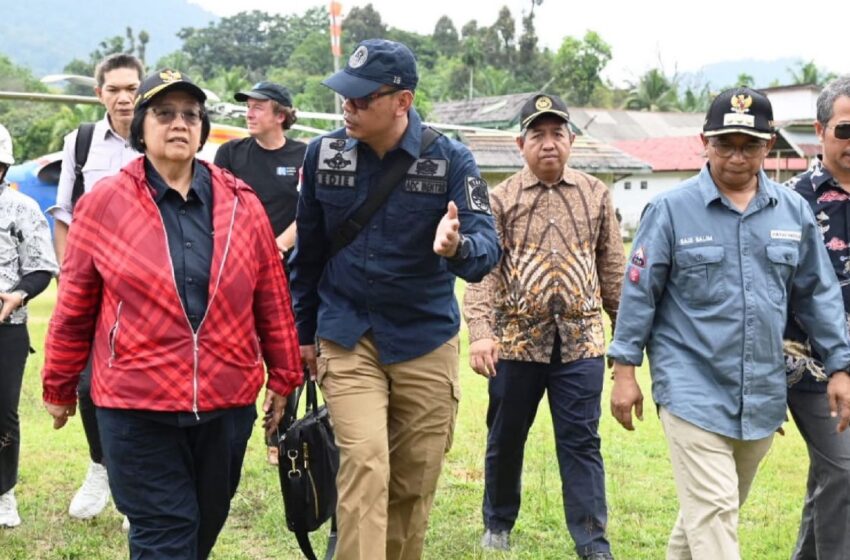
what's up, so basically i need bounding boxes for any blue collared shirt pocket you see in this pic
[315,185,356,230]
[766,244,799,304]
[387,187,446,233]
[674,245,727,306]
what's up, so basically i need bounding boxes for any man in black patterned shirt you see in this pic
[783,76,850,560]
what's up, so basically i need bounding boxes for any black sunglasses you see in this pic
[829,123,850,140]
[345,89,398,111]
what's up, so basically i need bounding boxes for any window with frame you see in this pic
[624,181,632,190]
[640,181,648,190]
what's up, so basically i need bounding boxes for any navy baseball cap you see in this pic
[234,82,293,107]
[135,69,206,109]
[703,87,774,140]
[322,39,418,99]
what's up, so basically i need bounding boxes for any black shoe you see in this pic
[582,553,614,560]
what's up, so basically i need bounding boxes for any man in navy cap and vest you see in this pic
[609,87,850,559]
[289,38,500,560]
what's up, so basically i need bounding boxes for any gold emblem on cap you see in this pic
[535,96,553,111]
[731,94,753,114]
[159,70,183,83]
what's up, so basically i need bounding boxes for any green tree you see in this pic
[461,36,484,99]
[787,60,836,86]
[678,84,711,112]
[341,4,387,49]
[178,11,290,78]
[201,67,251,103]
[624,68,679,111]
[432,16,459,58]
[736,73,755,87]
[552,31,612,107]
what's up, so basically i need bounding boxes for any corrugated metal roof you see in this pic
[430,93,535,128]
[570,108,705,143]
[459,132,651,174]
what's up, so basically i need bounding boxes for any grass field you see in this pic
[1,281,809,559]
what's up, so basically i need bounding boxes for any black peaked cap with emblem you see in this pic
[703,87,774,140]
[322,39,418,99]
[135,69,206,110]
[520,93,570,132]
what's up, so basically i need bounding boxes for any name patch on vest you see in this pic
[403,179,447,195]
[316,172,356,188]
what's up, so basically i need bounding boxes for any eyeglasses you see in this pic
[827,123,850,140]
[709,140,767,158]
[345,89,398,111]
[150,107,204,126]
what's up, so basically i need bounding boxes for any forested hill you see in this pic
[2,0,216,75]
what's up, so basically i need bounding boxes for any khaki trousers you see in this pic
[660,407,774,560]
[317,335,460,560]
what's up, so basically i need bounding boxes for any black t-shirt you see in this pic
[214,137,307,236]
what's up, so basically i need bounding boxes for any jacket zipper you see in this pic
[107,301,123,368]
[144,179,240,419]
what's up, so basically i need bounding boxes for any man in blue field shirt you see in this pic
[608,87,850,560]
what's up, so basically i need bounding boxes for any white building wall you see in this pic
[766,90,819,121]
[611,172,692,230]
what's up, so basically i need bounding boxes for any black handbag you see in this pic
[277,376,339,560]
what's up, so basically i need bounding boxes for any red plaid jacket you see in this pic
[43,158,302,412]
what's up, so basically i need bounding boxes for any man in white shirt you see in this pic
[48,53,144,525]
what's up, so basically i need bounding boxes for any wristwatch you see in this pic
[451,234,472,260]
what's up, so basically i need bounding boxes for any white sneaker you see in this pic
[121,515,130,532]
[69,461,110,519]
[0,489,21,528]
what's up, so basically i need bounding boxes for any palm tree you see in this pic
[736,73,755,87]
[788,61,836,86]
[623,69,679,111]
[48,105,104,152]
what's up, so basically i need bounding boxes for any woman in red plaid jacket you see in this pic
[41,69,303,559]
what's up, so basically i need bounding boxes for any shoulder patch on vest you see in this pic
[465,176,491,214]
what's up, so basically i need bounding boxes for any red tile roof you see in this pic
[614,135,808,172]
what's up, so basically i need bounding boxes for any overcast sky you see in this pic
[190,0,849,86]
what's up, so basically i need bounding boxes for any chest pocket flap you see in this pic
[676,245,725,268]
[766,244,799,267]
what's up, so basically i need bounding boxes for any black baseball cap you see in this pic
[703,87,774,140]
[519,93,571,132]
[322,39,418,99]
[135,69,206,109]
[234,82,293,107]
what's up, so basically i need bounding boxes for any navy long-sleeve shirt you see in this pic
[290,109,500,364]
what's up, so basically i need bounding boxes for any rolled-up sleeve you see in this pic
[47,130,77,225]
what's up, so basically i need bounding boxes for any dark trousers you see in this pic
[483,353,611,557]
[97,405,257,560]
[0,325,29,495]
[788,387,850,560]
[76,356,103,464]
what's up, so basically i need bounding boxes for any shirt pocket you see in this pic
[315,185,356,230]
[386,189,446,233]
[765,244,799,304]
[674,245,727,307]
